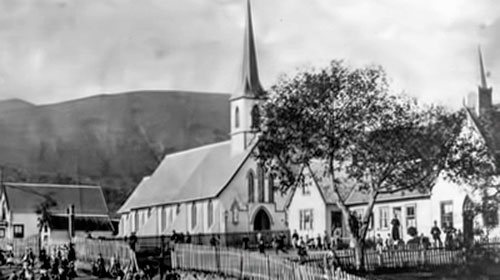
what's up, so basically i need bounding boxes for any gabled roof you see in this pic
[345,188,430,206]
[117,141,252,213]
[48,215,114,232]
[3,183,109,215]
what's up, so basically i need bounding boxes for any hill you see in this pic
[0,90,230,213]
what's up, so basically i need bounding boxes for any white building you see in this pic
[117,1,289,239]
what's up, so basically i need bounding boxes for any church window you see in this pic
[161,206,167,232]
[248,169,255,202]
[134,211,139,233]
[251,105,260,129]
[299,209,313,230]
[208,200,214,228]
[191,203,197,229]
[257,164,265,202]
[235,107,240,129]
[268,173,275,203]
[231,202,239,225]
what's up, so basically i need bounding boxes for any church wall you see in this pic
[218,155,288,233]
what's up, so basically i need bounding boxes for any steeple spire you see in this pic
[478,45,489,89]
[237,0,265,98]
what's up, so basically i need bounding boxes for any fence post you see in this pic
[159,235,165,280]
[267,254,271,280]
[239,249,244,279]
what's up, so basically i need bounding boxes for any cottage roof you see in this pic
[3,183,109,215]
[345,188,430,206]
[48,215,114,232]
[117,141,252,213]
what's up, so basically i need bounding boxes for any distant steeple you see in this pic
[236,0,265,98]
[478,46,489,89]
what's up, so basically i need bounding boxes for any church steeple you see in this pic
[235,0,265,99]
[474,45,492,116]
[230,0,265,155]
[479,46,489,90]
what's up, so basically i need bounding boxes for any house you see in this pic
[117,1,289,238]
[287,162,345,241]
[287,48,498,245]
[0,183,114,241]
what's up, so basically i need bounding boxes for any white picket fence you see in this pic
[171,244,366,280]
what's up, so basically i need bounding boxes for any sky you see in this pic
[0,0,499,108]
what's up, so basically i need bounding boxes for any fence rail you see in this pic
[171,244,366,280]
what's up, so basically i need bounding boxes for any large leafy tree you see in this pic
[255,61,481,270]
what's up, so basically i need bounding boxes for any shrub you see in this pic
[407,227,418,237]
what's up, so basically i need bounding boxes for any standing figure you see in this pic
[391,211,401,241]
[430,220,442,248]
[292,230,299,248]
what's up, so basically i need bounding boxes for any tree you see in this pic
[255,60,476,270]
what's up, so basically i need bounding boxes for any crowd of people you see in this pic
[1,245,77,280]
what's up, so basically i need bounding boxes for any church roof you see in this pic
[117,141,252,213]
[2,183,109,215]
[235,0,265,99]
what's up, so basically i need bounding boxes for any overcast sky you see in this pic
[0,0,499,108]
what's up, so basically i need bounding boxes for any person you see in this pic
[292,230,299,248]
[456,229,464,249]
[21,248,35,266]
[375,234,384,253]
[67,243,76,262]
[171,230,178,244]
[323,231,331,250]
[185,232,191,244]
[67,261,78,280]
[209,235,219,247]
[430,220,442,248]
[391,212,401,241]
[297,239,308,264]
[242,235,250,250]
[109,257,123,279]
[129,232,138,252]
[258,234,265,254]
[333,227,342,250]
[39,248,47,263]
[316,234,323,250]
[96,253,107,278]
[385,233,394,251]
[39,269,50,280]
[444,222,456,250]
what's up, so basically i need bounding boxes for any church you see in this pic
[117,1,289,239]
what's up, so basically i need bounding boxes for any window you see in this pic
[13,224,24,238]
[231,203,239,225]
[406,205,416,228]
[169,208,174,224]
[248,170,255,203]
[235,107,240,129]
[302,184,311,195]
[0,228,5,239]
[379,207,389,229]
[176,204,181,214]
[251,105,260,129]
[134,211,139,233]
[299,209,314,230]
[208,200,214,228]
[257,164,265,203]
[441,201,453,229]
[191,203,197,229]
[147,208,151,219]
[161,206,167,232]
[268,173,275,203]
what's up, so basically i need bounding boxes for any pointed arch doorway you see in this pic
[253,208,271,231]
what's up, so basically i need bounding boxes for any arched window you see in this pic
[207,200,214,228]
[268,173,275,203]
[251,105,260,129]
[231,202,239,225]
[134,211,139,233]
[161,206,167,232]
[257,164,265,202]
[191,203,197,229]
[248,169,255,203]
[235,107,240,128]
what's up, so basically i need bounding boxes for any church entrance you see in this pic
[253,208,271,231]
